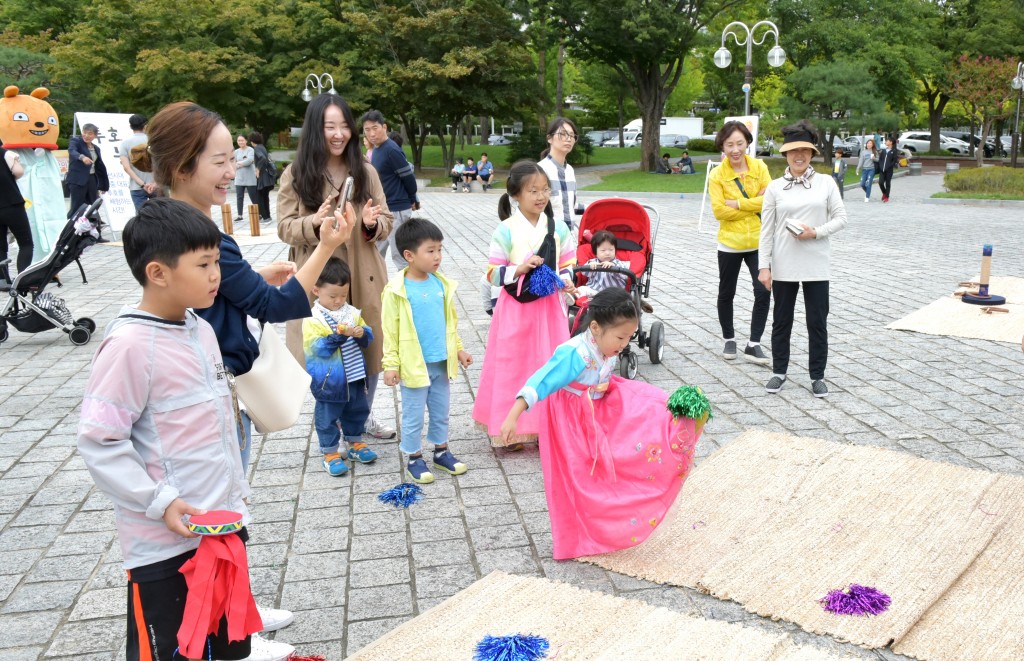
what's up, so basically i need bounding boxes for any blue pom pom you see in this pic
[527,264,563,298]
[473,634,550,661]
[377,483,424,509]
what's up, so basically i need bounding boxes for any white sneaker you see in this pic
[864,196,870,202]
[238,633,294,661]
[364,414,397,439]
[257,605,294,632]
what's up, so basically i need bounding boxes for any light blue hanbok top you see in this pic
[517,330,617,409]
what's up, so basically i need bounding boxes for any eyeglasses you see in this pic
[527,188,552,197]
[553,131,578,141]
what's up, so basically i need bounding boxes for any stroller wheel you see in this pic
[648,321,665,364]
[619,350,639,380]
[0,325,7,344]
[69,326,92,346]
[75,317,97,333]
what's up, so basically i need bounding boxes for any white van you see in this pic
[601,129,641,147]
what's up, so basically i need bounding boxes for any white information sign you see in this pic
[73,112,137,231]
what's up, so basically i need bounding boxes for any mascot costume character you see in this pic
[0,86,65,260]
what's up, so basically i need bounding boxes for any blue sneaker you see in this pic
[347,443,378,464]
[322,452,349,476]
[406,457,435,484]
[432,449,468,476]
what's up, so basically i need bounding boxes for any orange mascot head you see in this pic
[0,86,59,150]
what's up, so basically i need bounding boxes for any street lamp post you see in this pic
[301,73,336,102]
[1011,62,1024,168]
[713,20,786,116]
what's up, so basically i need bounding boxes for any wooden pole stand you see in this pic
[220,204,234,234]
[248,204,261,237]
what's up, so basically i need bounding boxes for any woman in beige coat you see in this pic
[277,93,396,439]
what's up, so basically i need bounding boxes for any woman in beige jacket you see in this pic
[277,94,396,439]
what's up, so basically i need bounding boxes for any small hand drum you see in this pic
[186,510,243,536]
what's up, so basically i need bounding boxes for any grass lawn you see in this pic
[931,192,1024,200]
[582,158,862,193]
[406,144,713,169]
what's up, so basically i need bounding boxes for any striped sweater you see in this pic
[302,302,373,402]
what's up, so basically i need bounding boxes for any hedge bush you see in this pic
[686,138,716,153]
[944,166,1024,196]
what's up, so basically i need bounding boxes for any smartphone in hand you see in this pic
[335,176,354,229]
[786,220,803,236]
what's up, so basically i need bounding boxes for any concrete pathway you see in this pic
[2,172,1023,659]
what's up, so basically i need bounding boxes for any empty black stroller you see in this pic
[0,199,103,346]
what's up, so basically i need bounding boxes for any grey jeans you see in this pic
[377,207,414,270]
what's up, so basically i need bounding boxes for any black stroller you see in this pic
[0,199,103,346]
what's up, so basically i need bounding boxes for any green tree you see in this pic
[948,54,1017,165]
[781,60,892,166]
[346,0,537,170]
[557,0,745,170]
[574,62,638,135]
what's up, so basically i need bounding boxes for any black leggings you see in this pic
[878,169,893,198]
[256,186,272,220]
[771,280,830,380]
[717,250,770,342]
[0,203,34,273]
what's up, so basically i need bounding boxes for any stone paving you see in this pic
[2,172,1024,660]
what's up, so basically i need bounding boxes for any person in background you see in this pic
[877,135,898,203]
[0,142,33,273]
[676,150,695,174]
[250,131,276,224]
[478,153,495,190]
[538,117,579,230]
[461,157,477,192]
[856,138,878,202]
[67,123,109,218]
[708,120,773,365]
[449,158,465,192]
[119,114,156,212]
[758,119,848,398]
[361,109,419,268]
[233,134,258,222]
[831,147,847,199]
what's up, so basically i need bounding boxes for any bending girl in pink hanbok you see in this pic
[501,288,703,560]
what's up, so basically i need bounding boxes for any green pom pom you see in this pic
[667,385,712,421]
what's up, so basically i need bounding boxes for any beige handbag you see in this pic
[233,324,310,433]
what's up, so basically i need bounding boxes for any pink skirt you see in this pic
[537,376,701,560]
[472,289,568,446]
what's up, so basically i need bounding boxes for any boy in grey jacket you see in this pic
[78,199,254,661]
[831,147,847,199]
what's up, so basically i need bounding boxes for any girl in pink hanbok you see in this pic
[473,160,576,448]
[500,288,704,560]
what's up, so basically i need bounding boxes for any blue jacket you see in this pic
[303,309,373,402]
[194,234,312,376]
[369,138,418,212]
[67,136,110,190]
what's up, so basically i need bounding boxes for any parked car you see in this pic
[659,133,689,148]
[756,137,776,156]
[488,134,512,146]
[829,136,862,157]
[602,130,641,147]
[584,129,617,146]
[898,131,969,154]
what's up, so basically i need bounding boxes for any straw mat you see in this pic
[579,430,1024,658]
[347,571,850,660]
[887,276,1024,343]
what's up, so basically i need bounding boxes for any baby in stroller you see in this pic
[574,230,630,299]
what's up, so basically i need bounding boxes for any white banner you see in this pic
[73,112,136,231]
[724,115,760,157]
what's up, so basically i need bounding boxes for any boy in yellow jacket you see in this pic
[382,218,473,484]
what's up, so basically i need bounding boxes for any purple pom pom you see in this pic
[474,634,550,661]
[526,264,563,298]
[819,584,891,616]
[377,483,424,509]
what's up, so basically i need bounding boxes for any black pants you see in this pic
[878,169,893,198]
[771,280,829,380]
[832,175,844,198]
[67,175,99,218]
[235,185,257,217]
[0,203,34,272]
[717,250,770,342]
[256,186,272,220]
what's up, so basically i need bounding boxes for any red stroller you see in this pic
[569,198,663,379]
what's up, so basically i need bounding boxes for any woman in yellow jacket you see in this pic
[709,120,773,364]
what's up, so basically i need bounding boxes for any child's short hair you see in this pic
[316,257,351,288]
[396,217,444,258]
[591,230,617,252]
[587,288,638,327]
[122,198,221,286]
